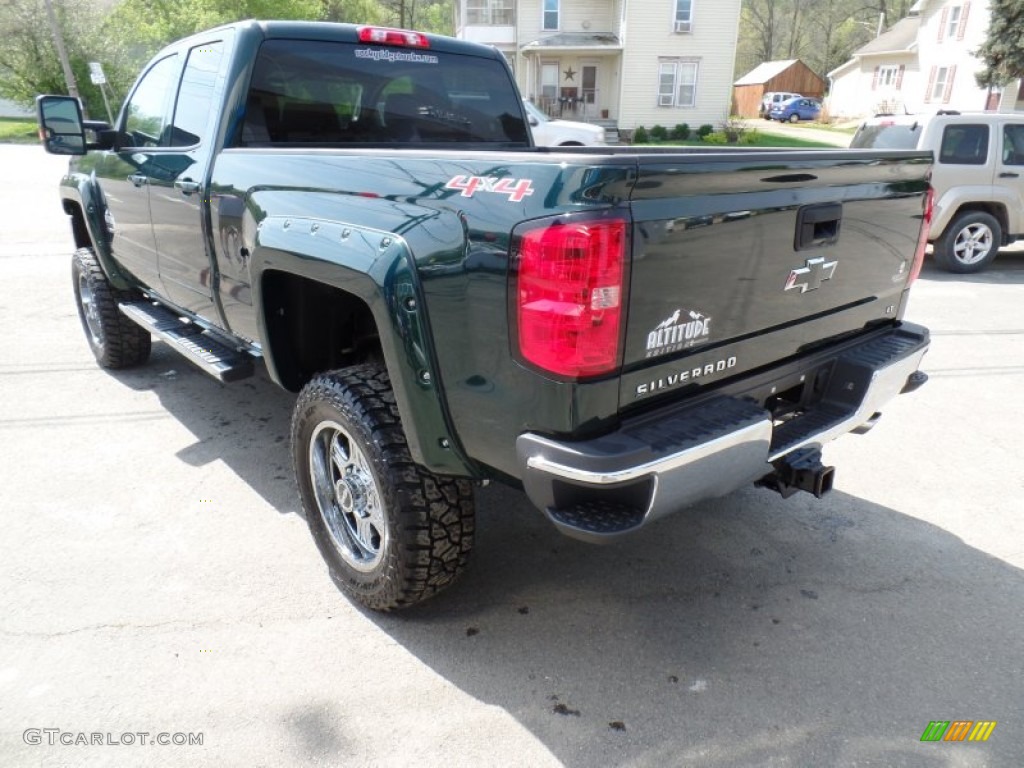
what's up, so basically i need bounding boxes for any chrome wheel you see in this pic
[308,420,387,572]
[952,222,994,266]
[77,272,104,346]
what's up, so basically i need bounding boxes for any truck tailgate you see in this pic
[621,150,931,405]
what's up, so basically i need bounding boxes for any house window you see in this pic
[930,66,953,101]
[946,5,961,38]
[877,65,899,88]
[543,0,559,31]
[674,0,693,33]
[467,0,514,26]
[658,60,698,107]
[938,3,969,42]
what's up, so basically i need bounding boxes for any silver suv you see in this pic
[851,111,1024,273]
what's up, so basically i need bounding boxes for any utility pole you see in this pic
[42,0,80,100]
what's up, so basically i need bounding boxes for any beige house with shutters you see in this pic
[453,0,742,133]
[827,0,1024,119]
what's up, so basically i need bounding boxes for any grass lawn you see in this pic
[0,118,37,143]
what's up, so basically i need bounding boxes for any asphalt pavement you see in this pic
[1,145,1022,767]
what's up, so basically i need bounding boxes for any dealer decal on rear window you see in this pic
[354,48,439,64]
[444,175,535,203]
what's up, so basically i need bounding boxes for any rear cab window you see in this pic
[237,38,529,147]
[850,122,922,150]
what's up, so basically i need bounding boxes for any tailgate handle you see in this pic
[795,203,842,251]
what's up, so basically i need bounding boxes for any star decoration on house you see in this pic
[563,67,576,81]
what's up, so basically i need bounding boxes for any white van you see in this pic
[760,91,801,119]
[852,111,1024,272]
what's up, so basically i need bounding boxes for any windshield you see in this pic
[238,38,529,147]
[850,123,922,149]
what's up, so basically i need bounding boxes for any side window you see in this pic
[938,124,988,165]
[1002,124,1024,166]
[169,41,225,147]
[124,55,179,147]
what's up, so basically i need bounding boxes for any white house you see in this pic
[827,0,1024,119]
[454,0,742,131]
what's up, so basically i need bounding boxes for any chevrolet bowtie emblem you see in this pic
[785,257,838,293]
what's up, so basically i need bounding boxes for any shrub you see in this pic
[722,116,746,143]
[670,123,691,140]
[739,130,760,145]
[702,132,729,144]
[696,124,714,139]
[632,125,649,144]
[650,124,668,141]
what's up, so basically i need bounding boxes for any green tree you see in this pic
[373,0,453,33]
[975,0,1024,87]
[0,0,118,116]
[106,0,325,60]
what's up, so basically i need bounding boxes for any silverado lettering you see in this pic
[636,356,738,396]
[37,20,932,612]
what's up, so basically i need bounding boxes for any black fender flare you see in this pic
[250,214,473,477]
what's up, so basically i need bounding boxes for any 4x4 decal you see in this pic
[445,175,535,203]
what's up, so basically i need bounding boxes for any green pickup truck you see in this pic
[38,21,933,611]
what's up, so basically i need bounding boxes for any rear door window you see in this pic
[238,39,528,147]
[938,124,989,165]
[169,41,225,147]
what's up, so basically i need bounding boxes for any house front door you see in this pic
[581,62,599,119]
[540,61,559,115]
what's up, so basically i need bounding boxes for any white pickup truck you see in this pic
[521,99,606,146]
[852,111,1024,273]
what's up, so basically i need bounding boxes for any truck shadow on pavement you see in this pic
[110,343,300,514]
[107,349,1020,766]
[374,483,1022,767]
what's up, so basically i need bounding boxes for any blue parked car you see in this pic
[768,97,822,123]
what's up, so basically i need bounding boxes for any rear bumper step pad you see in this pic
[518,323,929,542]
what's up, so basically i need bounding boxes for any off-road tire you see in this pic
[71,247,151,368]
[291,364,475,611]
[933,211,1002,273]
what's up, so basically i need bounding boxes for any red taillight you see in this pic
[909,185,934,283]
[357,27,430,48]
[514,218,626,379]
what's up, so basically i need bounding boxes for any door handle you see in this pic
[127,174,147,187]
[999,172,1020,178]
[174,179,201,196]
